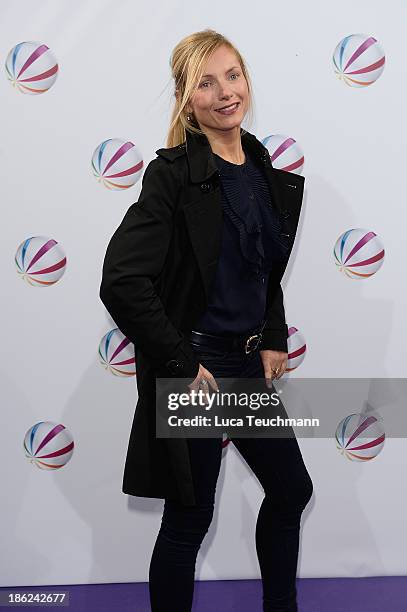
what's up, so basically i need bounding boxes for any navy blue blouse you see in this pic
[194,147,289,336]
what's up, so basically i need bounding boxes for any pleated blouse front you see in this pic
[194,147,289,336]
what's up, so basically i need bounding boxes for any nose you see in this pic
[217,80,234,99]
[218,90,233,100]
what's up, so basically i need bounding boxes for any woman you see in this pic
[100,29,313,612]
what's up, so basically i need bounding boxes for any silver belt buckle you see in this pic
[245,333,261,354]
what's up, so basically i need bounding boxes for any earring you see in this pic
[187,114,191,121]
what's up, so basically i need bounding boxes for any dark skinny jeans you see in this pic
[149,341,313,612]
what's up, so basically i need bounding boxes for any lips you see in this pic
[215,102,240,112]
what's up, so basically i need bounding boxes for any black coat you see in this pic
[99,127,305,505]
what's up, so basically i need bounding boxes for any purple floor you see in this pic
[2,577,407,611]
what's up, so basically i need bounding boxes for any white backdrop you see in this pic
[1,0,406,587]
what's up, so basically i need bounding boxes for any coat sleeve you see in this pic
[259,283,289,352]
[99,157,200,382]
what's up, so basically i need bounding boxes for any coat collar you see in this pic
[186,127,272,183]
[156,127,271,183]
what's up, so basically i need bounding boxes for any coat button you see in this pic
[200,183,210,192]
[166,359,184,375]
[280,209,291,220]
[249,193,254,200]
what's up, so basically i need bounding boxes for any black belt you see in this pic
[189,324,264,354]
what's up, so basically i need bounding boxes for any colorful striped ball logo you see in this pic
[15,236,67,286]
[5,41,58,94]
[261,134,304,174]
[336,413,385,461]
[333,34,385,87]
[24,421,74,469]
[92,138,143,190]
[286,327,307,372]
[334,228,385,279]
[99,328,136,377]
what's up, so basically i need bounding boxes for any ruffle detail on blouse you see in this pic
[213,152,290,278]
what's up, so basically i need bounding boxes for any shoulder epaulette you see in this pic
[155,143,186,162]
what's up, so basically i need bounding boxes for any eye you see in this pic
[198,72,240,88]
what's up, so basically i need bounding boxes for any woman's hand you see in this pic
[259,349,288,386]
[187,363,219,406]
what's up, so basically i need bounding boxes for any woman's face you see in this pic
[187,45,249,134]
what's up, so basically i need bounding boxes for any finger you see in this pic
[272,363,281,379]
[263,362,273,378]
[196,369,219,407]
[264,365,276,387]
[276,360,288,379]
[265,376,273,389]
[187,364,204,392]
[263,363,275,387]
[281,364,288,377]
[187,375,201,404]
[205,371,219,393]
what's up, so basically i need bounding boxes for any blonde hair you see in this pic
[166,29,255,148]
